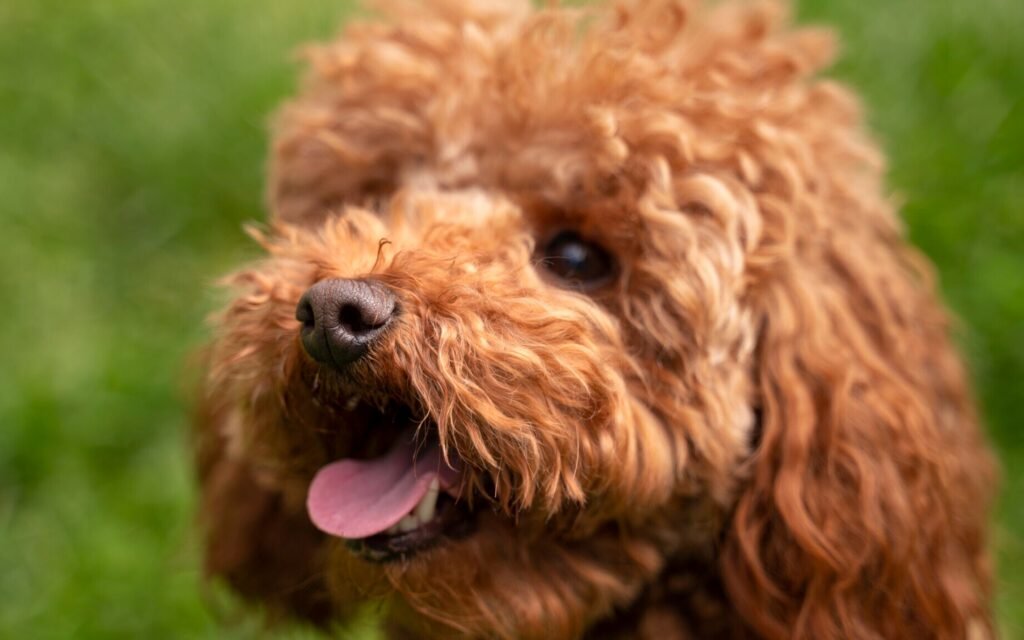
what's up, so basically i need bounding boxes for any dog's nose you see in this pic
[296,278,397,368]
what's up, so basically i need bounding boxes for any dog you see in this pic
[195,1,996,637]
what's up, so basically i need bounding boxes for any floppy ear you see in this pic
[720,231,996,637]
[194,388,334,625]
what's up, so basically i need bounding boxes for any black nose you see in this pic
[296,278,397,368]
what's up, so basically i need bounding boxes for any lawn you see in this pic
[0,0,1020,638]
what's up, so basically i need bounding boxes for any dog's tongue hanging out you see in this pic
[306,434,460,539]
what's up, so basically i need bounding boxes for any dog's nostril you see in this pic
[296,298,316,330]
[338,302,376,335]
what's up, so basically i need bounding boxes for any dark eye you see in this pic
[539,230,616,288]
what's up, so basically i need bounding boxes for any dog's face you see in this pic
[213,157,756,635]
[202,2,993,638]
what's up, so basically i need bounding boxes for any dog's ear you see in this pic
[719,238,995,637]
[194,389,334,624]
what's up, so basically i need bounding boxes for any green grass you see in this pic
[0,0,1020,637]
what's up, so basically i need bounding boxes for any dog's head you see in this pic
[202,1,994,637]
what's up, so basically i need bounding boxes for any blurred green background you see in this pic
[0,0,1020,637]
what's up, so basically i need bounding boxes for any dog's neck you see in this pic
[583,545,750,639]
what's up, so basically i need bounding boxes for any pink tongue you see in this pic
[307,434,460,539]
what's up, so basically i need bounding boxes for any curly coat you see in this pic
[195,1,996,637]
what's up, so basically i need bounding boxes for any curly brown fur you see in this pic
[196,1,996,638]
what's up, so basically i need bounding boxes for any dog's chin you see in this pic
[305,387,479,564]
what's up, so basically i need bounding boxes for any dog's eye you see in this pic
[540,230,615,288]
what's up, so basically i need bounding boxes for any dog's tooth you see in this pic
[415,478,440,523]
[398,515,419,532]
[386,522,401,535]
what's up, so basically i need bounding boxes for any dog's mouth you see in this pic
[305,398,473,562]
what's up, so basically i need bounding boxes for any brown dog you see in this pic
[195,1,996,637]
